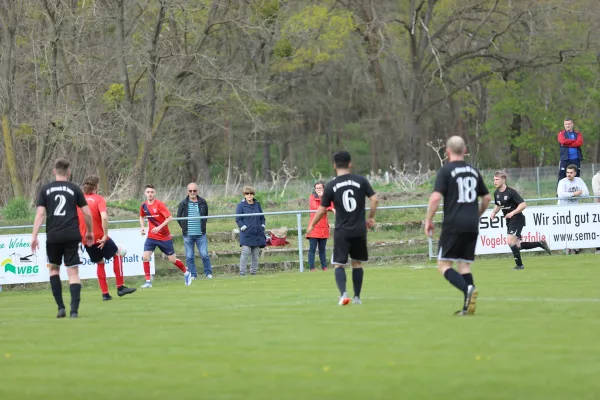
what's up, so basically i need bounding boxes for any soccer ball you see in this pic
[117,244,127,257]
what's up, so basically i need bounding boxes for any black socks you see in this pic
[521,242,541,250]
[50,275,65,310]
[461,273,474,287]
[352,268,364,298]
[510,245,523,266]
[443,268,467,293]
[70,283,81,314]
[334,267,347,296]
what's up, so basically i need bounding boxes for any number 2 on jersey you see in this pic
[456,176,477,203]
[342,189,357,212]
[54,194,67,216]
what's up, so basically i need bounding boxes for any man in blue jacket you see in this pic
[557,118,584,184]
[177,183,213,279]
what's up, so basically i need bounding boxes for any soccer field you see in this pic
[1,255,600,400]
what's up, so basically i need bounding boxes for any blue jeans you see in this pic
[183,235,212,277]
[308,238,328,269]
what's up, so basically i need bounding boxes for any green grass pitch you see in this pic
[1,255,600,400]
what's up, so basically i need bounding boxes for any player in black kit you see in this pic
[425,136,491,315]
[306,151,378,306]
[490,170,551,270]
[31,158,94,318]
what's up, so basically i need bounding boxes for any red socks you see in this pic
[97,263,108,294]
[113,256,124,287]
[143,261,151,281]
[174,259,187,273]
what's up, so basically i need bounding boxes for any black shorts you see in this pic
[332,230,368,265]
[46,240,81,267]
[84,238,119,263]
[506,218,525,239]
[437,231,478,263]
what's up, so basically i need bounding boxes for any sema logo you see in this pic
[2,253,40,276]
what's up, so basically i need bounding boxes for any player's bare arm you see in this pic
[506,202,526,219]
[80,205,95,247]
[490,204,502,219]
[152,215,172,234]
[478,194,491,217]
[30,206,47,252]
[306,206,327,235]
[98,211,109,248]
[424,191,442,237]
[367,194,378,228]
[139,216,146,235]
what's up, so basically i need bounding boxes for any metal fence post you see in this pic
[297,213,304,272]
[536,167,540,197]
[428,237,433,260]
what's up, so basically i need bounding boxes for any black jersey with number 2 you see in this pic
[36,181,88,243]
[493,186,525,223]
[321,173,376,236]
[433,161,489,233]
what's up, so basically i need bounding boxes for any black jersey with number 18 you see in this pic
[36,181,88,243]
[433,161,489,233]
[321,174,376,236]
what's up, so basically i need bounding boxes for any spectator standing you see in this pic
[177,183,213,279]
[557,118,583,183]
[306,181,334,271]
[235,186,266,276]
[592,171,600,253]
[557,164,590,254]
[557,164,589,205]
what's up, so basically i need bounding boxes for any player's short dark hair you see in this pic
[564,117,573,122]
[82,175,100,194]
[333,151,351,169]
[566,164,578,171]
[145,184,155,190]
[54,158,70,175]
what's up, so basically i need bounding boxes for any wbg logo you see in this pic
[1,253,40,276]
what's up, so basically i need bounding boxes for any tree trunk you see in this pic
[131,2,167,195]
[0,3,21,197]
[261,132,271,181]
[114,0,138,155]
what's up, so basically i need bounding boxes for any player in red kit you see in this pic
[139,185,191,287]
[78,175,136,300]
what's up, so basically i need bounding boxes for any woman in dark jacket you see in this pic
[235,186,266,276]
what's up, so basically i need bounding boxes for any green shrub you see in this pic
[2,198,35,220]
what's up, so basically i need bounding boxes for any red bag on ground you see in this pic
[266,228,289,246]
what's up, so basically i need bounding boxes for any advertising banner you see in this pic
[0,228,155,285]
[476,203,600,255]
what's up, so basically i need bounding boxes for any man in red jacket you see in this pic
[306,181,335,271]
[557,118,583,184]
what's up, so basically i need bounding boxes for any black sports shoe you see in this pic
[513,265,524,270]
[70,312,78,318]
[102,293,113,301]
[540,240,551,255]
[117,286,137,297]
[57,308,66,318]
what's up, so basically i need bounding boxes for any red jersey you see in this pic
[140,199,172,241]
[78,193,108,243]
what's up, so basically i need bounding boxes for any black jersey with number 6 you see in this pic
[493,186,525,223]
[321,173,376,236]
[433,161,489,233]
[36,181,88,243]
